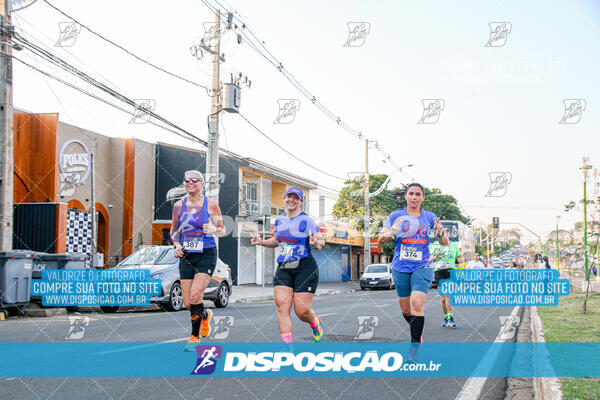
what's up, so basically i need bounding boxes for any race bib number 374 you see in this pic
[400,246,422,261]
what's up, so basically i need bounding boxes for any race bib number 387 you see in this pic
[184,236,204,252]
[400,246,422,261]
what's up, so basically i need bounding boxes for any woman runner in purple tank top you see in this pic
[169,170,226,351]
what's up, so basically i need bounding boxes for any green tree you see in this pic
[332,174,396,232]
[421,188,468,223]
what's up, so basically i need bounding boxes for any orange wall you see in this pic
[122,139,135,257]
[152,223,171,245]
[271,182,286,207]
[13,111,58,203]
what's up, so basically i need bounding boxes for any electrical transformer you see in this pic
[223,83,241,113]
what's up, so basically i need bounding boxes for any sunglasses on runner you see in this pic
[184,177,202,183]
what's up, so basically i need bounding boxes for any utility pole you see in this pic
[206,10,222,204]
[90,138,96,267]
[0,2,14,251]
[363,139,370,269]
[580,157,592,283]
[555,216,560,270]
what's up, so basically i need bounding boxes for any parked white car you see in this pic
[359,264,395,290]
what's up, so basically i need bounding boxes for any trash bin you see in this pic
[62,253,88,270]
[30,253,88,302]
[0,251,34,316]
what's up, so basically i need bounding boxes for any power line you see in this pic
[12,29,208,146]
[12,13,129,95]
[11,55,206,143]
[201,0,413,182]
[41,0,211,95]
[237,112,345,183]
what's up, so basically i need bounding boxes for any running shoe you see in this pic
[448,317,457,328]
[407,345,419,363]
[200,309,213,338]
[282,342,295,354]
[312,315,324,342]
[184,335,201,352]
[441,318,449,327]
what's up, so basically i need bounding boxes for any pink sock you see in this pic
[281,332,292,343]
[310,316,319,328]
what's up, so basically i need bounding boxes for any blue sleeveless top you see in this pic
[274,211,319,263]
[179,196,216,253]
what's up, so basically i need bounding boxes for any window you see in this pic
[365,265,388,273]
[117,247,175,267]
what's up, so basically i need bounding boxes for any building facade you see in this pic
[13,109,154,264]
[13,110,367,284]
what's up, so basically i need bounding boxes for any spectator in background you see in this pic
[538,257,545,270]
[541,256,551,270]
[508,261,516,269]
[466,253,485,269]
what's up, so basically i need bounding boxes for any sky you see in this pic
[10,0,600,243]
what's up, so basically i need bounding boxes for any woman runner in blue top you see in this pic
[378,183,447,357]
[169,170,226,350]
[251,188,326,343]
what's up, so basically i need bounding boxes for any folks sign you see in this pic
[59,139,91,186]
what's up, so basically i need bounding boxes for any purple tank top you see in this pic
[179,196,216,252]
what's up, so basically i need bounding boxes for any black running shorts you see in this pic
[179,247,217,279]
[274,256,319,293]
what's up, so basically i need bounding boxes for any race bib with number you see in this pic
[183,235,204,253]
[400,245,422,261]
[279,242,301,260]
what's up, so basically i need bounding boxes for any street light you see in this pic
[579,156,593,283]
[555,216,560,270]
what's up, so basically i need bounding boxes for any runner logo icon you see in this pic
[559,99,586,124]
[485,22,512,47]
[191,345,222,375]
[355,316,379,340]
[418,99,445,124]
[210,316,235,339]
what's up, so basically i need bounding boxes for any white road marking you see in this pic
[319,313,338,317]
[455,306,520,400]
[95,337,189,355]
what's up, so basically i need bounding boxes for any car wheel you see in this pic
[213,282,230,308]
[360,286,365,291]
[100,306,119,313]
[164,282,184,311]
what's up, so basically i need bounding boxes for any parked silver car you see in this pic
[100,246,232,313]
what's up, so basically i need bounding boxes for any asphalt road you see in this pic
[0,288,514,400]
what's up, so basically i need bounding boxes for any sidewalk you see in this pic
[560,273,600,292]
[230,281,360,304]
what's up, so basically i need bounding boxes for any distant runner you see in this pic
[430,236,460,328]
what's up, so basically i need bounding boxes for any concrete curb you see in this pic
[24,308,68,317]
[530,306,562,400]
[230,287,358,304]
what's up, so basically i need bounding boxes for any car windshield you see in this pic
[429,222,459,242]
[117,247,175,267]
[365,265,388,273]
